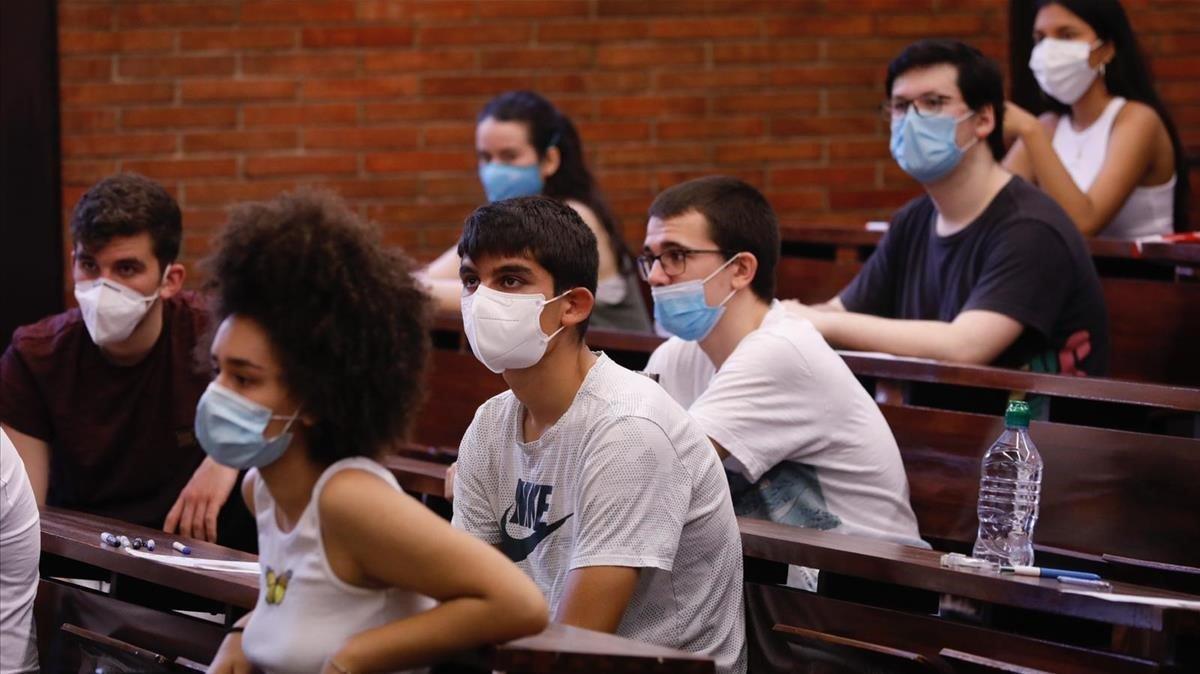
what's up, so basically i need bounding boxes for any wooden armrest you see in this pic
[773,623,949,673]
[938,648,1054,674]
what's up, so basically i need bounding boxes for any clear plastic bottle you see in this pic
[972,400,1043,566]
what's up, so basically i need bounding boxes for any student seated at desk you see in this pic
[450,197,746,674]
[0,173,251,548]
[1,428,39,673]
[640,177,925,568]
[418,90,651,332]
[788,40,1110,378]
[201,190,547,674]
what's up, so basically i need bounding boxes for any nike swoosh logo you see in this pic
[498,505,573,563]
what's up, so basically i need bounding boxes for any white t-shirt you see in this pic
[243,458,434,674]
[645,302,926,549]
[452,354,747,674]
[0,428,40,674]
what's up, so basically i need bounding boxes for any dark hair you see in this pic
[648,176,780,302]
[204,189,430,465]
[70,173,182,274]
[1030,0,1189,231]
[886,39,1006,161]
[478,91,634,272]
[458,196,598,337]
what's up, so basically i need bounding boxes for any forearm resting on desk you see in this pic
[804,309,1022,365]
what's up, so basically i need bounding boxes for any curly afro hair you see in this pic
[203,189,430,465]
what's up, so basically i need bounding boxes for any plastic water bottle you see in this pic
[972,400,1043,566]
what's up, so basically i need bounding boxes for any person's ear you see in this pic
[728,253,759,292]
[974,104,996,142]
[160,262,186,299]
[540,146,561,180]
[1094,41,1116,70]
[558,287,594,332]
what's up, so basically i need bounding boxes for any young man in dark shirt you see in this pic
[0,174,251,548]
[790,40,1109,377]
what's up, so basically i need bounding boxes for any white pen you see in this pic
[1058,576,1111,589]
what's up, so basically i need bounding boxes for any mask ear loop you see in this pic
[539,289,573,343]
[703,254,743,307]
[268,407,303,440]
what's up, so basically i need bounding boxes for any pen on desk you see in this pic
[1001,565,1101,581]
[1057,576,1111,589]
[172,541,192,555]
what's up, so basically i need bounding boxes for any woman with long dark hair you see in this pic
[1003,0,1188,238]
[420,91,652,332]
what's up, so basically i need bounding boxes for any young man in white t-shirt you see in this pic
[450,196,746,674]
[640,176,925,552]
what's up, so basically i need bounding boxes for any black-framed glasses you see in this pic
[881,94,957,121]
[636,248,729,280]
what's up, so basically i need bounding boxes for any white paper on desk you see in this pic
[1063,590,1200,611]
[123,547,260,575]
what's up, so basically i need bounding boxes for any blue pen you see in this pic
[1001,565,1102,581]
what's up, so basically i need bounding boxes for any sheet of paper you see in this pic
[1062,589,1200,611]
[123,546,260,575]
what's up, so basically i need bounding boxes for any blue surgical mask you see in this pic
[651,255,740,342]
[889,109,977,184]
[479,162,543,202]
[194,382,300,470]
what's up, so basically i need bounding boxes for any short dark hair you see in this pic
[648,176,780,302]
[458,196,598,337]
[70,173,182,273]
[204,189,430,465]
[886,39,1006,161]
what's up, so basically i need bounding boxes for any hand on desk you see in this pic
[207,631,253,674]
[165,457,239,542]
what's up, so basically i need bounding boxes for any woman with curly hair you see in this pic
[201,190,547,674]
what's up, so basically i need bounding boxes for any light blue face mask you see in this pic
[479,162,544,202]
[194,382,301,470]
[651,255,740,342]
[889,109,976,184]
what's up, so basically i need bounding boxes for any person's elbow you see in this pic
[494,583,549,640]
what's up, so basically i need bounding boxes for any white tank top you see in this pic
[1051,96,1175,239]
[243,458,434,674]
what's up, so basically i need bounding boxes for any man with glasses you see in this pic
[640,176,926,568]
[788,39,1108,380]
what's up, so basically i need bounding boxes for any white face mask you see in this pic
[461,283,568,374]
[1029,37,1104,105]
[74,274,163,346]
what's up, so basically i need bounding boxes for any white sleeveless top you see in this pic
[243,458,434,674]
[1051,96,1175,239]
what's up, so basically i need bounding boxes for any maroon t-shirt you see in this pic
[0,291,211,527]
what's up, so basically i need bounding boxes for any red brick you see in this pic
[657,69,769,91]
[59,30,175,54]
[302,77,419,100]
[363,100,482,122]
[180,209,231,230]
[320,178,422,200]
[121,158,238,179]
[118,56,236,79]
[771,66,880,87]
[647,18,762,40]
[123,107,239,129]
[594,169,654,194]
[596,95,707,118]
[829,140,891,161]
[827,90,887,113]
[302,26,414,48]
[478,1,590,18]
[407,0,476,21]
[60,57,112,82]
[825,39,914,62]
[576,121,652,142]
[353,0,411,20]
[241,1,358,23]
[59,4,114,29]
[243,53,359,77]
[876,14,985,37]
[61,83,175,106]
[1153,56,1200,79]
[419,175,483,198]
[421,76,528,97]
[707,0,822,12]
[305,127,420,150]
[712,93,819,114]
[537,21,651,43]
[182,80,298,102]
[366,151,474,173]
[115,3,236,27]
[364,50,477,72]
[714,140,822,164]
[537,72,652,95]
[421,125,476,148]
[480,47,594,70]
[771,166,877,188]
[185,180,300,206]
[772,116,880,136]
[658,118,766,141]
[62,159,119,185]
[62,133,178,158]
[245,155,358,177]
[61,109,120,133]
[366,202,478,226]
[764,190,826,212]
[594,144,710,167]
[835,0,934,8]
[596,45,705,69]
[417,24,533,47]
[766,16,872,37]
[183,130,299,152]
[829,189,920,210]
[712,42,821,65]
[243,104,359,127]
[179,29,296,51]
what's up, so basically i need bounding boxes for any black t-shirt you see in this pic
[840,176,1109,376]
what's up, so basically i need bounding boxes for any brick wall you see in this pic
[58,0,1199,271]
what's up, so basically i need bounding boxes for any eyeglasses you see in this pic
[881,94,959,121]
[636,248,729,280]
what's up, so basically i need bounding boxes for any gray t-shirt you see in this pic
[452,354,746,674]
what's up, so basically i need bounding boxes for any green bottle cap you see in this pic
[1005,400,1031,428]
